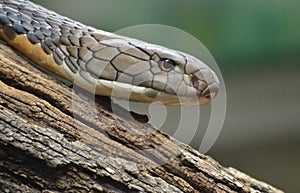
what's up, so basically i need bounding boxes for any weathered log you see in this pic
[0,41,283,193]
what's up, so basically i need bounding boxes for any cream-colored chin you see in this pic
[71,72,210,106]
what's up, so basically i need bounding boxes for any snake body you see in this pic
[0,0,219,105]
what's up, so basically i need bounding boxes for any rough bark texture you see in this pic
[0,41,284,193]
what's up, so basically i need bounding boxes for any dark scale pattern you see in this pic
[0,0,220,100]
[0,14,11,26]
[65,56,77,73]
[41,40,52,54]
[21,20,34,31]
[0,0,178,93]
[0,0,112,82]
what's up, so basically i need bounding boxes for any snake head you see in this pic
[147,45,220,105]
[100,38,220,106]
[0,0,219,106]
[81,36,219,106]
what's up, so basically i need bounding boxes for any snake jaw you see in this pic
[189,67,220,104]
[0,0,221,106]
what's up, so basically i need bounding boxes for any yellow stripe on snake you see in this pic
[0,0,219,105]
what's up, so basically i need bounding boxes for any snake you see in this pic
[0,0,220,106]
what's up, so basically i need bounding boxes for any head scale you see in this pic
[89,36,220,105]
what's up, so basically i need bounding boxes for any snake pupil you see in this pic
[160,59,175,71]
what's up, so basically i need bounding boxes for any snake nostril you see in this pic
[191,75,208,92]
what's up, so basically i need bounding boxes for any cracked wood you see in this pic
[0,42,283,193]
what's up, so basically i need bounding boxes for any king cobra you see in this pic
[0,0,220,105]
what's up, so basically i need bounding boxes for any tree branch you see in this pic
[0,41,283,193]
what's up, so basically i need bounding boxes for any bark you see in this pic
[0,41,284,193]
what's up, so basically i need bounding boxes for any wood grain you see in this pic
[0,42,283,193]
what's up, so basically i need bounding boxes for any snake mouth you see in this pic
[130,72,220,105]
[190,70,220,104]
[199,83,219,104]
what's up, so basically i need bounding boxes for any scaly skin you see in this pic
[0,0,220,105]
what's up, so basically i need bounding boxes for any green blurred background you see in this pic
[32,0,300,192]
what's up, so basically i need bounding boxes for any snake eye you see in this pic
[159,59,175,72]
